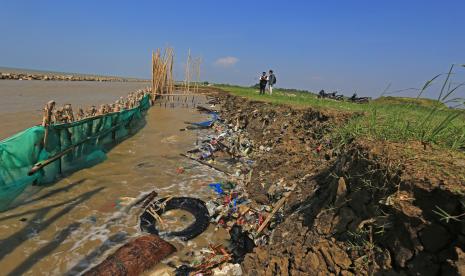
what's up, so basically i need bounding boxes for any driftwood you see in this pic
[83,235,176,276]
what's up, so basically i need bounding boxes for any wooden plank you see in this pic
[256,183,297,235]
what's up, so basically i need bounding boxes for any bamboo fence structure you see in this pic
[37,47,205,127]
[40,88,152,126]
[151,47,175,97]
[38,47,203,127]
[19,47,207,188]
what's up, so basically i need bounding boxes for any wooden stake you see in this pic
[184,49,191,93]
[256,183,297,235]
[42,100,55,147]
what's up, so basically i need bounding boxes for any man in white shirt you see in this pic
[268,70,276,95]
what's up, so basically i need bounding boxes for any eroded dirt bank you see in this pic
[213,90,465,275]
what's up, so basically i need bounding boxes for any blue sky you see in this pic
[1,0,464,98]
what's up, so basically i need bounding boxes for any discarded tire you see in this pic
[83,235,176,276]
[140,197,210,241]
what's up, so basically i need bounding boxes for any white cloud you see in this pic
[214,56,239,67]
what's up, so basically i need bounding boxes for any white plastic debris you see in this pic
[212,263,243,275]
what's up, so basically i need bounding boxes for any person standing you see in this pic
[268,70,276,95]
[259,72,267,95]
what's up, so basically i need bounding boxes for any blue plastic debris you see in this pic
[191,112,219,127]
[201,151,212,159]
[209,183,224,195]
[232,198,237,212]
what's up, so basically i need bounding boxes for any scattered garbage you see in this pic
[180,153,232,176]
[180,113,255,182]
[208,183,225,195]
[197,105,218,114]
[140,197,210,241]
[174,265,195,276]
[174,244,233,276]
[204,176,292,241]
[228,225,255,263]
[212,263,242,276]
[166,98,298,275]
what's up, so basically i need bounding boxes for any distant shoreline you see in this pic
[0,67,148,82]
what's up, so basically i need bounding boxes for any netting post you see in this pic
[58,129,62,175]
[42,100,55,147]
[112,114,117,143]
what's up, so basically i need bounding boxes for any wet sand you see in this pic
[0,81,229,275]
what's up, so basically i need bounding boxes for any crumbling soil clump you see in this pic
[214,91,465,275]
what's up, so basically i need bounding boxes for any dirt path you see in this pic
[213,90,465,275]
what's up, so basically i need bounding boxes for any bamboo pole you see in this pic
[195,57,202,93]
[169,49,174,94]
[151,51,155,96]
[153,49,161,95]
[184,49,191,94]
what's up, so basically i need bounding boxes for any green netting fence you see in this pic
[0,94,150,211]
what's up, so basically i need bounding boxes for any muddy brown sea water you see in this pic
[0,80,152,139]
[0,81,229,275]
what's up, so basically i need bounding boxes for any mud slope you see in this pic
[216,92,465,275]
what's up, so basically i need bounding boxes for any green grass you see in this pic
[215,84,369,111]
[372,96,446,108]
[214,66,465,151]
